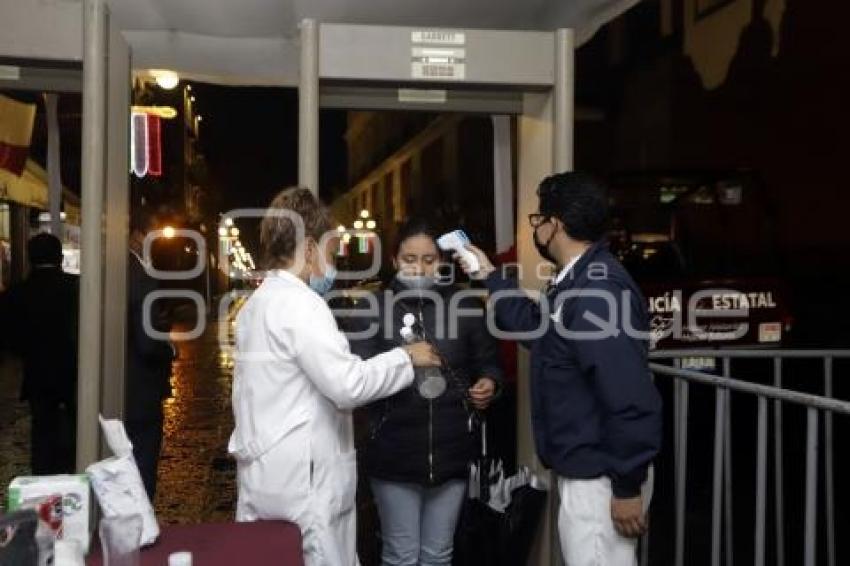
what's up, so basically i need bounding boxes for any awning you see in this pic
[0,157,77,217]
[110,0,640,86]
[1,1,639,85]
[0,158,48,209]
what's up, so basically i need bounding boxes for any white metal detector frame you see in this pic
[298,20,574,565]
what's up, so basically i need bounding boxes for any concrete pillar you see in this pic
[442,124,459,207]
[410,152,423,208]
[44,93,62,238]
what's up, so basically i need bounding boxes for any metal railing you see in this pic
[645,349,850,566]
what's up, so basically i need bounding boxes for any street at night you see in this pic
[1,318,240,525]
[3,1,850,566]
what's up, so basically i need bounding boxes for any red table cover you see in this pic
[86,520,304,565]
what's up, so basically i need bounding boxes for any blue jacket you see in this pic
[484,240,662,497]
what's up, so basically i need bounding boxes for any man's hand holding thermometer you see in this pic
[438,230,495,280]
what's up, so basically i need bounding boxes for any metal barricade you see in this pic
[646,350,850,566]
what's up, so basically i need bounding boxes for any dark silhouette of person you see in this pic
[126,205,175,500]
[0,232,79,474]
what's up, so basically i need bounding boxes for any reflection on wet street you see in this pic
[0,312,241,524]
[0,357,28,509]
[156,315,238,524]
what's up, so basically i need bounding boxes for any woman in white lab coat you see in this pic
[229,188,441,566]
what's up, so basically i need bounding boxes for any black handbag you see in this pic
[0,509,39,566]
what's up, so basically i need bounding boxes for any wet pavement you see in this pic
[155,317,237,524]
[0,316,239,524]
[0,357,29,509]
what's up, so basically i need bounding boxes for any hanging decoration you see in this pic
[338,233,351,257]
[130,111,163,178]
[146,114,162,176]
[0,94,36,177]
[130,112,148,177]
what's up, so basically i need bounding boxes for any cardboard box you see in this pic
[7,474,91,553]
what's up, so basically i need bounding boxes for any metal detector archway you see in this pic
[298,21,575,565]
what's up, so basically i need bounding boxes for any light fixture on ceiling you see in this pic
[152,70,180,90]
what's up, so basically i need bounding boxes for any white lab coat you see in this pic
[228,270,414,566]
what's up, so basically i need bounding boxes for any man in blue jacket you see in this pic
[455,172,662,565]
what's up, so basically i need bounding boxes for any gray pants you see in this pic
[370,478,467,566]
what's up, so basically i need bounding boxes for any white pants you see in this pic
[557,471,653,566]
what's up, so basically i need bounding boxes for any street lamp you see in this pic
[218,221,243,287]
[352,210,377,254]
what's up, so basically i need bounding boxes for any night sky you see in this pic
[190,83,347,250]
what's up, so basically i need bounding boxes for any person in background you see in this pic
[348,217,502,566]
[454,172,662,566]
[229,188,442,566]
[126,205,175,500]
[0,232,79,474]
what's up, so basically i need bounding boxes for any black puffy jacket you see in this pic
[347,279,503,486]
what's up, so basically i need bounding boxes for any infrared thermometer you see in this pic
[437,229,480,275]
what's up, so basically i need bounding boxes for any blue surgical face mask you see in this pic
[309,265,337,297]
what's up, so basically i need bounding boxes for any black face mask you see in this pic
[533,222,558,264]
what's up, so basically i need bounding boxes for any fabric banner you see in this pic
[0,94,37,177]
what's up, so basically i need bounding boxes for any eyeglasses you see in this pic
[528,213,550,228]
